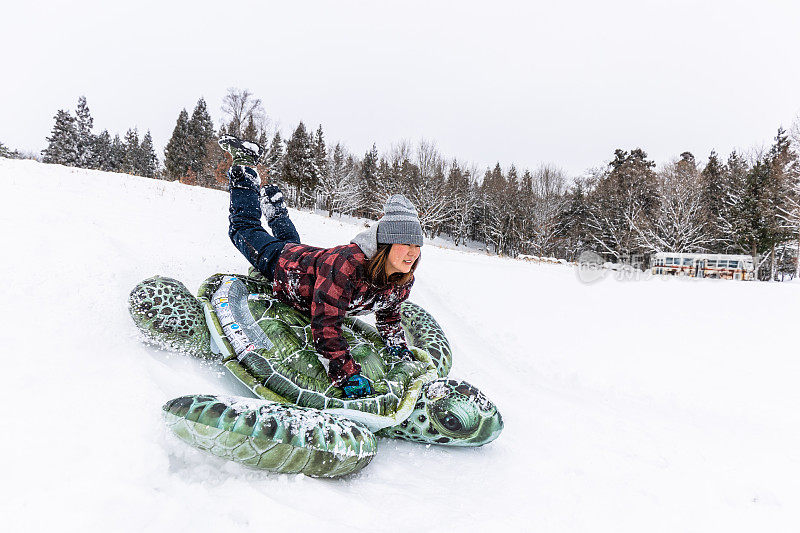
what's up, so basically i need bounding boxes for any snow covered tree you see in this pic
[282,122,319,208]
[634,154,713,253]
[164,109,190,180]
[122,128,141,175]
[110,134,125,172]
[584,149,658,261]
[358,144,380,217]
[0,140,20,159]
[699,150,729,247]
[558,177,592,261]
[42,109,79,166]
[187,98,215,175]
[264,132,285,185]
[443,160,480,247]
[92,130,113,171]
[242,116,259,143]
[318,143,360,216]
[221,87,268,139]
[140,131,159,178]
[480,163,509,254]
[765,128,800,279]
[75,96,95,168]
[730,158,771,276]
[404,141,454,239]
[312,125,328,207]
[525,165,569,258]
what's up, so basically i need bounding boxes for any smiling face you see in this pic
[385,243,421,277]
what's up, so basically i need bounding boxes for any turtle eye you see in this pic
[431,400,478,437]
[441,414,462,431]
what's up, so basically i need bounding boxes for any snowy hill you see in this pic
[2,158,799,532]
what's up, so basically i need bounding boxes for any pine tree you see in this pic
[164,109,190,180]
[75,96,95,168]
[110,134,125,171]
[764,127,800,278]
[186,98,215,175]
[480,163,508,254]
[123,128,141,175]
[313,126,328,180]
[92,130,113,171]
[282,122,319,208]
[42,109,79,166]
[242,116,259,143]
[584,149,658,261]
[559,179,591,261]
[732,158,770,276]
[700,150,728,247]
[264,132,284,184]
[0,141,20,159]
[140,131,159,178]
[312,126,328,208]
[444,161,478,246]
[359,144,380,217]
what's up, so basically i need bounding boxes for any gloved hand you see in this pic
[341,374,373,399]
[387,345,415,362]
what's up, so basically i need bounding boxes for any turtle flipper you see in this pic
[129,276,214,358]
[163,394,377,478]
[400,301,453,378]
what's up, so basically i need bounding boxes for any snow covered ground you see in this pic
[2,157,800,532]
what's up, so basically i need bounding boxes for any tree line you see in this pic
[40,96,158,178]
[31,89,800,281]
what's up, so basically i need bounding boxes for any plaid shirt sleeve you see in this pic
[375,303,407,348]
[375,280,413,348]
[310,251,361,385]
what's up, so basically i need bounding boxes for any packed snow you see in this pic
[2,158,800,532]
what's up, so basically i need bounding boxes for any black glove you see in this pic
[341,374,373,399]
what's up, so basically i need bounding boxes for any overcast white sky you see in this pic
[2,0,799,176]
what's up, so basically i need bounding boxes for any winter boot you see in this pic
[259,184,289,222]
[218,134,263,167]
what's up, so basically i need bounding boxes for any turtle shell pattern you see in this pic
[199,274,440,431]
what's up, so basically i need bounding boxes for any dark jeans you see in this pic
[228,166,300,280]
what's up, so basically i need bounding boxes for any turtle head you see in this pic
[422,379,503,446]
[381,379,503,446]
[128,276,213,358]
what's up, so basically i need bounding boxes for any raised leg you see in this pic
[228,165,299,279]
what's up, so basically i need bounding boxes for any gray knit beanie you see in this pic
[376,194,424,247]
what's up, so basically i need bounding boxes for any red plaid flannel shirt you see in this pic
[271,243,413,385]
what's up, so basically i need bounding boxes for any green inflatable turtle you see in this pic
[129,272,503,478]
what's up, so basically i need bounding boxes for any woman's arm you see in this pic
[375,304,407,347]
[310,252,362,385]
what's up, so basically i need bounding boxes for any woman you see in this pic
[220,135,423,399]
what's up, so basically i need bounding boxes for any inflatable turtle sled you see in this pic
[129,272,503,478]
